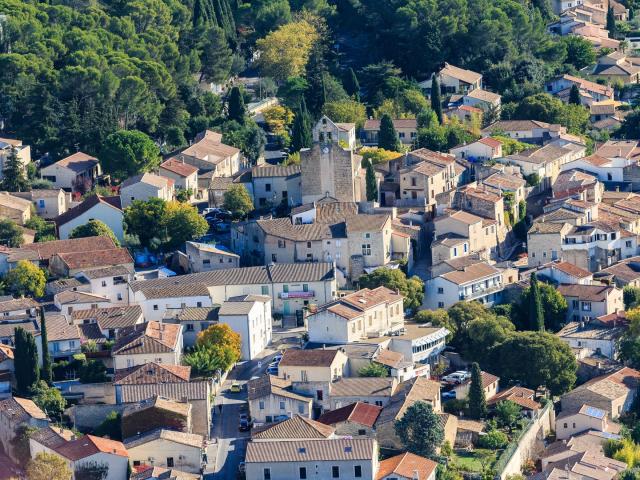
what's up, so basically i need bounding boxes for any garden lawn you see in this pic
[451,449,498,473]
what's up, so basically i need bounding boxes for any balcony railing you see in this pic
[279,291,315,299]
[459,284,503,301]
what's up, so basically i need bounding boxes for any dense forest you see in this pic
[0,0,632,161]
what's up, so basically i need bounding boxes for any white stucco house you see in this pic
[219,295,272,360]
[120,173,174,208]
[40,152,101,192]
[55,194,124,241]
[112,321,183,369]
[124,429,204,474]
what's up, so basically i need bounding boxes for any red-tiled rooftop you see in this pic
[317,401,382,428]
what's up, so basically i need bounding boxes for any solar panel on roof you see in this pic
[600,432,621,439]
[584,406,606,419]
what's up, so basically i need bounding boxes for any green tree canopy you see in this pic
[359,268,424,310]
[322,100,367,130]
[227,86,246,123]
[223,184,254,218]
[468,362,487,419]
[27,452,72,480]
[378,114,401,152]
[14,327,40,396]
[359,362,388,377]
[0,218,24,248]
[431,74,443,124]
[511,278,568,332]
[69,219,120,246]
[186,323,242,375]
[32,380,66,421]
[100,130,160,180]
[5,260,46,297]
[528,273,545,331]
[1,147,29,192]
[365,159,378,202]
[200,27,232,84]
[394,401,444,458]
[561,36,597,70]
[39,309,52,385]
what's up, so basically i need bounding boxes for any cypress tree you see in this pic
[431,73,443,125]
[227,86,245,124]
[365,159,378,202]
[291,100,312,153]
[1,147,28,192]
[529,273,545,331]
[607,6,616,38]
[345,68,360,100]
[378,114,400,151]
[39,308,52,385]
[14,327,39,396]
[569,84,582,105]
[468,362,487,419]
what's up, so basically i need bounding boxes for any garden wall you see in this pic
[497,403,554,480]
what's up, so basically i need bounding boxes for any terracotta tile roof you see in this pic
[72,306,143,330]
[247,374,313,403]
[55,194,122,227]
[374,349,405,369]
[330,377,396,398]
[377,452,438,480]
[478,137,503,148]
[120,173,172,190]
[51,152,99,172]
[160,158,198,177]
[115,362,191,384]
[0,396,47,421]
[164,307,219,322]
[123,395,191,418]
[251,415,335,440]
[561,75,614,97]
[55,247,133,271]
[482,119,560,133]
[180,130,240,164]
[46,314,80,342]
[112,321,181,356]
[137,283,211,300]
[119,381,209,402]
[465,88,501,103]
[483,172,525,191]
[131,466,200,480]
[408,148,455,166]
[488,386,540,410]
[461,185,502,203]
[54,434,128,460]
[20,236,116,262]
[0,297,38,313]
[553,261,593,279]
[457,105,483,113]
[251,164,300,178]
[458,371,499,389]
[0,192,32,212]
[245,438,376,463]
[568,367,640,401]
[125,428,202,450]
[557,284,617,302]
[78,323,107,344]
[528,222,571,234]
[322,287,403,320]
[441,262,501,285]
[129,263,335,294]
[30,426,75,449]
[79,265,132,279]
[434,210,483,225]
[55,290,110,305]
[280,349,340,368]
[317,402,382,428]
[440,63,482,84]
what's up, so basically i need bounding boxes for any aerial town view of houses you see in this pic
[9,0,640,480]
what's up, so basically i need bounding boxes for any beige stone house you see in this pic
[14,188,68,219]
[419,63,482,95]
[434,210,499,259]
[591,52,640,84]
[0,192,31,225]
[557,284,624,323]
[40,152,101,192]
[174,129,241,177]
[251,164,301,208]
[450,137,503,162]
[317,401,382,437]
[307,287,404,344]
[120,172,174,208]
[247,374,314,424]
[561,367,640,418]
[482,172,526,219]
[527,221,574,267]
[112,321,182,369]
[185,241,239,272]
[555,404,619,440]
[0,397,49,463]
[362,119,417,146]
[399,150,456,209]
[125,429,204,474]
[453,371,499,400]
[159,158,198,202]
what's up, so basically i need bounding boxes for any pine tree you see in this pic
[569,84,582,105]
[378,114,400,151]
[39,308,52,385]
[365,159,378,202]
[227,86,245,124]
[291,99,312,152]
[431,74,443,125]
[200,26,232,84]
[1,147,28,192]
[14,327,39,396]
[468,362,487,419]
[529,273,545,331]
[607,6,617,37]
[345,68,360,100]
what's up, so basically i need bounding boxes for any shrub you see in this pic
[479,430,509,449]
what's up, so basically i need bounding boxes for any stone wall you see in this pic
[68,404,127,432]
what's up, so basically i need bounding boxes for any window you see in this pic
[38,199,45,208]
[167,457,174,468]
[153,305,159,311]
[354,466,362,478]
[316,389,323,400]
[364,232,371,239]
[272,254,277,262]
[375,400,383,406]
[279,401,285,410]
[186,324,194,331]
[117,293,123,301]
[303,284,309,292]
[362,244,371,256]
[278,240,286,248]
[298,404,304,414]
[264,468,271,480]
[564,423,568,428]
[266,415,273,422]
[101,280,107,287]
[266,183,271,192]
[203,259,211,265]
[283,191,288,198]
[283,285,289,293]
[197,301,202,308]
[437,287,444,294]
[300,467,307,479]
[357,429,366,435]
[627,241,633,248]
[438,302,445,308]
[411,177,417,187]
[261,286,269,295]
[572,300,579,309]
[259,198,266,206]
[399,132,405,139]
[307,241,312,248]
[259,401,265,409]
[332,466,340,478]
[582,302,592,312]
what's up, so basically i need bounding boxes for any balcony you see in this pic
[459,284,503,302]
[279,291,315,299]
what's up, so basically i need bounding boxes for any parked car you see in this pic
[230,382,242,393]
[442,390,457,400]
[442,371,470,384]
[239,413,252,431]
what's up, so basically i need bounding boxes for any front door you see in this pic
[283,301,290,316]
